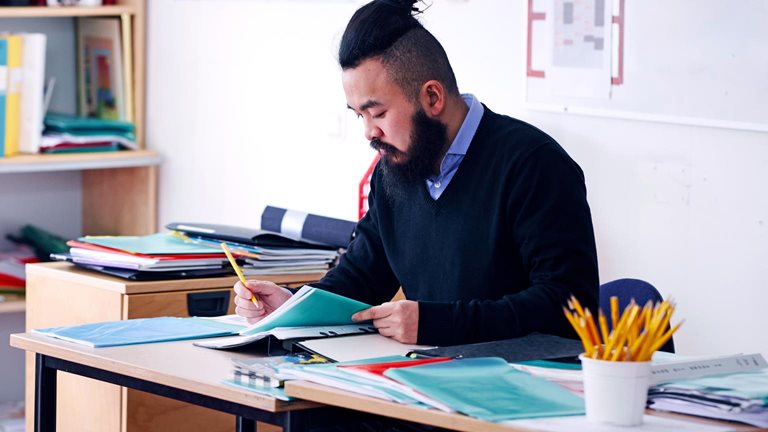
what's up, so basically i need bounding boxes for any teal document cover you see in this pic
[240,286,371,336]
[384,357,585,422]
[33,317,242,347]
[79,233,223,255]
[44,113,135,135]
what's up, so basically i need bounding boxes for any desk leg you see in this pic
[236,416,256,432]
[35,353,57,432]
[284,410,308,432]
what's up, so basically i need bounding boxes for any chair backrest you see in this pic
[599,278,675,353]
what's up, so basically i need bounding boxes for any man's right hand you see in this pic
[233,280,292,324]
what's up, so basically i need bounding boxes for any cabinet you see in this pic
[25,262,325,432]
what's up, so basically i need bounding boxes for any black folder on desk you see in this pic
[410,333,584,363]
[168,206,356,250]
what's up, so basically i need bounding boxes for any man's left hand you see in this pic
[352,300,419,344]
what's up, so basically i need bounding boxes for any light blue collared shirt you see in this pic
[426,94,484,200]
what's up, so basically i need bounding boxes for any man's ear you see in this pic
[419,80,446,117]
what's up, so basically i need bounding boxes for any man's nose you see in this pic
[364,119,383,142]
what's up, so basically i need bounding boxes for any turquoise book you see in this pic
[239,285,371,336]
[384,357,585,422]
[33,317,242,348]
[78,232,224,255]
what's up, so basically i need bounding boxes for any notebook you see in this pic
[33,317,241,348]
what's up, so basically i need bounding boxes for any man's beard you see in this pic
[370,109,448,201]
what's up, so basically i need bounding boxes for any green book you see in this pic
[78,233,224,255]
[240,285,371,336]
[384,357,585,422]
[44,113,135,134]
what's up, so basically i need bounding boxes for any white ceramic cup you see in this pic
[579,354,652,426]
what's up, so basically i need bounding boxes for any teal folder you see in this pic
[240,286,371,336]
[384,357,585,422]
[33,317,242,347]
[79,233,223,255]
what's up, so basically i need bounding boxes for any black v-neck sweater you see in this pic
[314,106,599,346]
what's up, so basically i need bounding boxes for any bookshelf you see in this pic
[0,2,157,429]
[0,0,158,237]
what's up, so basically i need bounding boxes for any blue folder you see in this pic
[33,317,242,347]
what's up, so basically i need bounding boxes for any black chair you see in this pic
[599,278,675,353]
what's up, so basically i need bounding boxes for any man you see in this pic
[234,0,599,347]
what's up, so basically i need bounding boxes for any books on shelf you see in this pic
[2,34,22,157]
[0,32,48,157]
[77,17,126,121]
[19,33,46,155]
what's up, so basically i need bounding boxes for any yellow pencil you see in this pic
[221,243,260,308]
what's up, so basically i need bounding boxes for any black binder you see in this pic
[409,333,584,363]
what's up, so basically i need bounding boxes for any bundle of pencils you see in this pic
[563,295,682,362]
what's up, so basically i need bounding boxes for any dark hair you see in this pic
[338,0,460,99]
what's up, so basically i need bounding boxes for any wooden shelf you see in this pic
[0,299,25,314]
[0,149,161,173]
[0,5,136,18]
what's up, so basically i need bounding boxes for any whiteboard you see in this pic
[526,0,768,132]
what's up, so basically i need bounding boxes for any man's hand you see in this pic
[233,280,292,324]
[352,300,419,344]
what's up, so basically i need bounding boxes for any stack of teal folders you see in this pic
[277,355,585,422]
[40,113,136,153]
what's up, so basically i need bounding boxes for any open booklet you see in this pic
[194,285,373,349]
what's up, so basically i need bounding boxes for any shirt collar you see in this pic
[443,93,484,160]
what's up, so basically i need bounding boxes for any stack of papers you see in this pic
[648,368,768,428]
[51,232,233,280]
[278,356,585,422]
[167,222,340,275]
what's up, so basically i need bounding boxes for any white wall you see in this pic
[146,0,768,356]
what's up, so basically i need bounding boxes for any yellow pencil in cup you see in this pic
[221,243,260,308]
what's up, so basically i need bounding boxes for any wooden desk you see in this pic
[11,333,320,432]
[285,381,757,432]
[24,262,324,432]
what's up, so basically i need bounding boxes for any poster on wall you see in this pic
[526,0,768,132]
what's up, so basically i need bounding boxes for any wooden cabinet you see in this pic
[24,262,324,432]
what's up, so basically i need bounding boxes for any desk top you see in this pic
[26,262,325,295]
[11,332,317,413]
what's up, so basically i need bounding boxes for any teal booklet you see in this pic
[77,232,223,255]
[240,285,371,336]
[33,317,242,348]
[384,357,585,422]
